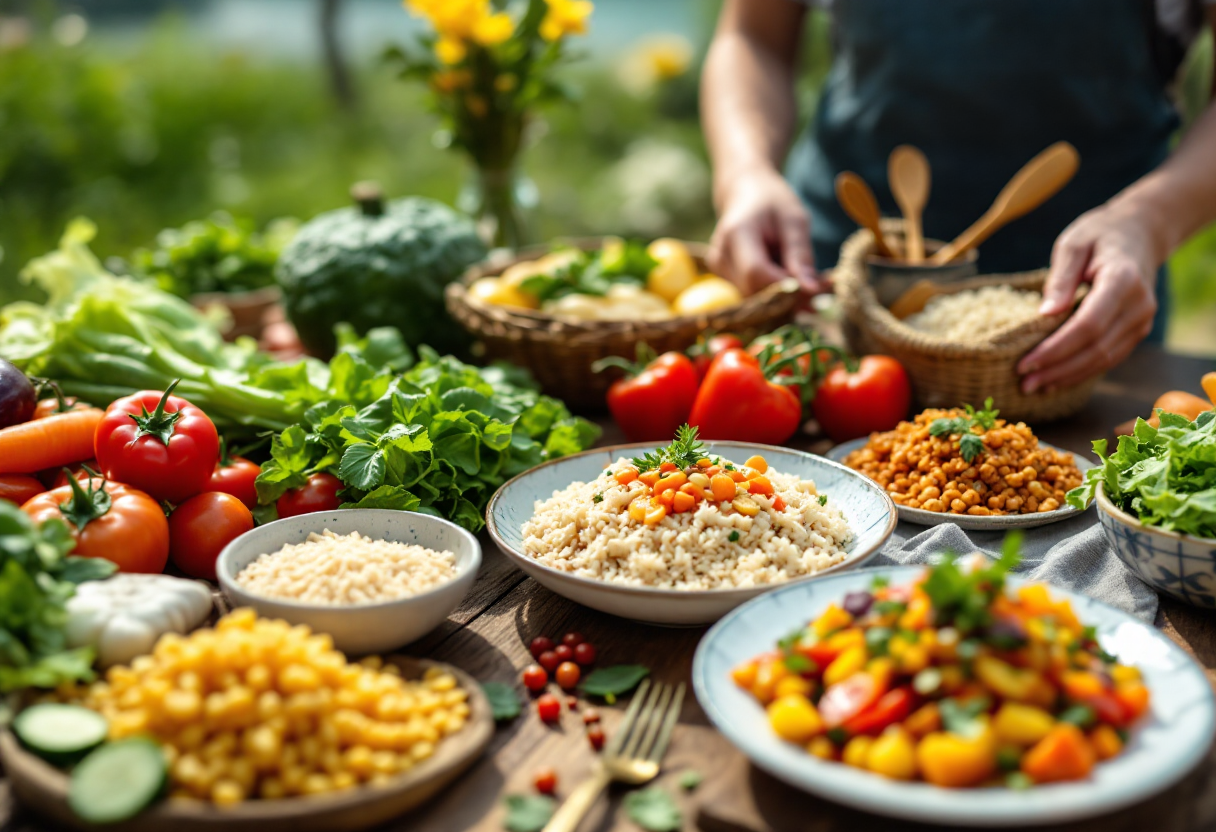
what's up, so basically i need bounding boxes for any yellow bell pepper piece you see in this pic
[993,703,1056,747]
[767,694,824,743]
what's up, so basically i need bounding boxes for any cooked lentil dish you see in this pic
[732,551,1151,788]
[843,404,1083,516]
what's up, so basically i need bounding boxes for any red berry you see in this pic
[522,664,548,693]
[554,644,574,663]
[537,693,561,723]
[573,642,597,666]
[582,708,601,725]
[556,661,581,690]
[538,650,561,673]
[533,767,557,795]
[529,636,555,659]
[562,632,586,648]
[566,696,579,710]
[587,725,606,751]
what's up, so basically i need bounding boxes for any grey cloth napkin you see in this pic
[871,510,1159,623]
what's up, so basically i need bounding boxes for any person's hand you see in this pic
[1017,201,1162,394]
[709,166,825,295]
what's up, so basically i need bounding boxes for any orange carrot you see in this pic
[1147,390,1211,427]
[0,408,103,474]
[1021,724,1096,783]
[1203,372,1216,407]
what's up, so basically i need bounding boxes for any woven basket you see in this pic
[834,221,1097,422]
[446,239,800,411]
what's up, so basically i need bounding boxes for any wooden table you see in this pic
[3,346,1213,832]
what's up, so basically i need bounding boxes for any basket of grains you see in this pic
[833,219,1095,422]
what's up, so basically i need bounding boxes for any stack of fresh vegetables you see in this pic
[468,237,744,320]
[596,327,912,446]
[731,539,1151,788]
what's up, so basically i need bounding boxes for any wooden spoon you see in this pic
[930,142,1080,265]
[888,145,931,263]
[888,278,942,319]
[836,171,896,259]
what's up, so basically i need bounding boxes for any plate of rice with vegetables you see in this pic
[487,427,897,625]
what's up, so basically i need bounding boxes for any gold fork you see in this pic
[542,679,686,832]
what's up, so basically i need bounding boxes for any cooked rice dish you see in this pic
[904,285,1042,340]
[521,452,853,590]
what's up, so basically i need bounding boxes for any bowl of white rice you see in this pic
[487,441,896,625]
[217,510,480,655]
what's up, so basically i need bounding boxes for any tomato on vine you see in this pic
[169,492,255,580]
[209,438,261,510]
[276,472,343,518]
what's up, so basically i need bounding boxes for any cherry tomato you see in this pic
[33,396,89,420]
[818,673,881,729]
[573,642,597,666]
[50,461,97,489]
[587,726,606,751]
[276,472,343,518]
[841,687,915,736]
[556,662,581,690]
[537,693,561,724]
[538,650,560,673]
[533,767,557,795]
[0,475,44,507]
[168,492,255,580]
[582,708,601,725]
[566,696,578,710]
[813,355,912,443]
[562,632,586,648]
[554,644,574,663]
[22,476,169,573]
[209,443,261,510]
[522,665,548,693]
[529,636,555,660]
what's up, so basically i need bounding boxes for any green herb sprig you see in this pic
[631,424,706,472]
[921,532,1022,634]
[929,398,1000,463]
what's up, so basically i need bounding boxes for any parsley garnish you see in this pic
[631,424,707,471]
[728,530,739,542]
[929,397,1000,463]
[817,494,829,506]
[593,493,604,503]
[922,532,1022,634]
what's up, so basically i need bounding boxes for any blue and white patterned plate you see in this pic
[826,438,1096,530]
[694,566,1215,826]
[486,442,897,625]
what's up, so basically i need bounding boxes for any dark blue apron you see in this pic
[787,0,1178,338]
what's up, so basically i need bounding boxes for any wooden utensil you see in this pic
[887,278,943,319]
[835,172,896,259]
[930,142,1079,265]
[888,145,931,263]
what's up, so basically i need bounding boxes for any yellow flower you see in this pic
[435,36,467,65]
[472,12,514,46]
[618,34,693,93]
[539,0,592,42]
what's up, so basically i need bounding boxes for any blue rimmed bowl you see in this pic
[1097,483,1216,608]
[486,441,897,625]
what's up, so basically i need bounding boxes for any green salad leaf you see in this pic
[1067,411,1216,538]
[0,502,117,692]
[581,665,650,704]
[517,241,655,303]
[481,682,522,722]
[623,788,682,832]
[503,795,556,832]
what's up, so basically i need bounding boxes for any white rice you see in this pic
[521,462,853,590]
[904,285,1042,340]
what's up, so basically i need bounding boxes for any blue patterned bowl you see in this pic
[487,441,897,625]
[1096,483,1216,608]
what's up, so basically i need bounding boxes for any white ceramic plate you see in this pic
[825,438,1096,530]
[693,566,1215,827]
[486,442,897,626]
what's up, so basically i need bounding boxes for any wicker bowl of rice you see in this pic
[486,441,897,625]
[834,220,1097,422]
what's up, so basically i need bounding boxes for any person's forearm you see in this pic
[701,0,805,209]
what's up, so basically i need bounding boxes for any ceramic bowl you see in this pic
[217,510,481,655]
[486,442,897,626]
[1096,483,1216,608]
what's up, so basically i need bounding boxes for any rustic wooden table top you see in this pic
[2,345,1213,832]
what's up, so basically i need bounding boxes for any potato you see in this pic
[672,276,744,316]
[646,238,698,302]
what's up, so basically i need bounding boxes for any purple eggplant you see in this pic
[0,359,35,429]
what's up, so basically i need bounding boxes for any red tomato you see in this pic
[49,461,98,489]
[209,442,261,509]
[22,476,168,573]
[0,475,44,506]
[573,642,597,666]
[582,708,601,725]
[94,383,220,505]
[533,767,557,795]
[276,472,343,518]
[553,644,574,664]
[33,396,89,420]
[168,492,254,580]
[818,673,881,729]
[538,650,561,673]
[587,725,606,750]
[598,351,699,443]
[522,665,548,693]
[561,632,585,647]
[689,349,802,445]
[691,333,744,380]
[529,636,555,659]
[537,693,561,723]
[813,356,912,443]
[555,662,581,690]
[841,687,915,735]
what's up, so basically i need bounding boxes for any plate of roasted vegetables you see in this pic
[692,539,1214,826]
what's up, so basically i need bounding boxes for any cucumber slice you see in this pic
[69,738,168,824]
[13,704,108,764]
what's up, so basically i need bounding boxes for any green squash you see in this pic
[276,184,487,357]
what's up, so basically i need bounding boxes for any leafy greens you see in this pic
[0,502,117,692]
[1066,410,1216,538]
[929,398,999,464]
[255,345,600,531]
